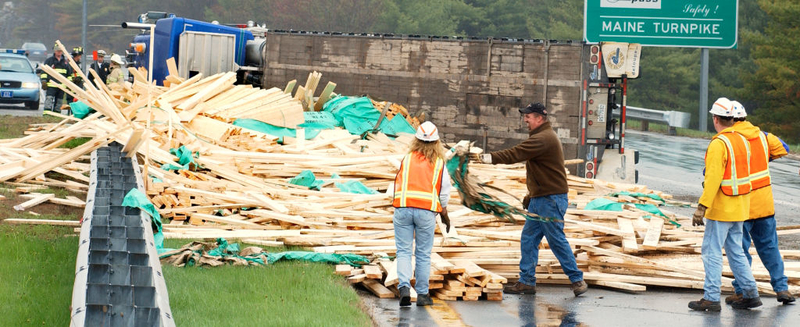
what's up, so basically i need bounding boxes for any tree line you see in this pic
[2,0,797,142]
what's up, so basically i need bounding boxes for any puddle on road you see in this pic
[497,297,585,327]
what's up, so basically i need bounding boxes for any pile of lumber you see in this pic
[2,41,800,302]
[336,255,506,301]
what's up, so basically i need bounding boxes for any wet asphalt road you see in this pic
[362,285,798,327]
[364,130,800,326]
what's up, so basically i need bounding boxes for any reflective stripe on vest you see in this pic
[392,152,444,212]
[748,132,771,190]
[716,133,751,196]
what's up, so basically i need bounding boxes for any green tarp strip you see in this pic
[122,188,171,253]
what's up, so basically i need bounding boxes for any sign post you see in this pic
[584,0,739,49]
[584,0,739,132]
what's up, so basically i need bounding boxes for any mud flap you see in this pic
[596,149,638,184]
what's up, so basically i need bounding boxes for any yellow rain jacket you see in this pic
[699,126,750,222]
[732,121,788,219]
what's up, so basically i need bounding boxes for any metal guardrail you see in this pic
[619,106,692,129]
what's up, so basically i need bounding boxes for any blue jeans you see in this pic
[732,216,789,294]
[393,207,436,295]
[519,193,583,286]
[701,219,758,301]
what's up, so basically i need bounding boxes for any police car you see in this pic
[0,50,41,109]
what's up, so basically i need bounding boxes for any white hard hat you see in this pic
[732,100,747,119]
[110,54,124,65]
[415,121,440,142]
[97,49,106,56]
[709,97,734,117]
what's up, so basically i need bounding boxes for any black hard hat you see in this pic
[71,46,83,56]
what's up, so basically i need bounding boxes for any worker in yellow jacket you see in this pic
[726,101,795,305]
[689,97,761,312]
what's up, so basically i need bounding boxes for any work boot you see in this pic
[730,296,762,309]
[725,293,742,304]
[571,280,588,297]
[776,291,795,304]
[416,293,433,306]
[504,281,536,294]
[399,286,411,307]
[688,298,721,312]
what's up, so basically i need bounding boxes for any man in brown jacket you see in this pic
[477,102,587,296]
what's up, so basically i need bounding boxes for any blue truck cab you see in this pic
[127,16,254,86]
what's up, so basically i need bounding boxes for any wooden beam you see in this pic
[13,193,54,211]
[642,217,665,249]
[3,218,80,227]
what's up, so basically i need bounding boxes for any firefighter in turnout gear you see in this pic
[40,43,72,112]
[68,46,84,109]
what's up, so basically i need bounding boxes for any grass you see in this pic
[0,224,78,326]
[163,257,371,326]
[61,137,91,149]
[0,115,61,139]
[0,222,372,326]
[161,239,371,327]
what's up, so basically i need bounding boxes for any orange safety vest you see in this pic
[393,152,444,212]
[747,132,771,190]
[709,132,752,196]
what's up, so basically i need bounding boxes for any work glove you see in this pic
[468,153,491,163]
[440,207,451,233]
[692,204,707,226]
[522,195,532,211]
[41,83,47,90]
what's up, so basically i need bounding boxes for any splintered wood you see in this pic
[3,40,800,303]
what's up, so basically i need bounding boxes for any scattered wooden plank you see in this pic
[13,193,54,211]
[642,217,665,250]
[362,279,395,299]
[363,264,383,279]
[3,218,80,227]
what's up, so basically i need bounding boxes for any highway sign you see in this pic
[584,0,739,48]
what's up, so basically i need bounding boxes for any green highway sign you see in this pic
[584,0,739,48]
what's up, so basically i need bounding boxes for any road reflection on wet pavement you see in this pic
[626,130,800,225]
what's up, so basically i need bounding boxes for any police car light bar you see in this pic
[1,49,27,55]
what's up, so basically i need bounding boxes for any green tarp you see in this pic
[583,197,680,227]
[69,101,93,119]
[122,188,169,253]
[161,238,370,267]
[288,170,378,194]
[233,117,323,141]
[445,149,556,222]
[289,170,325,190]
[161,146,199,171]
[323,96,416,136]
[233,96,415,142]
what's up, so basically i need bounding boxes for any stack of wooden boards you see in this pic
[2,41,800,302]
[336,254,506,301]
